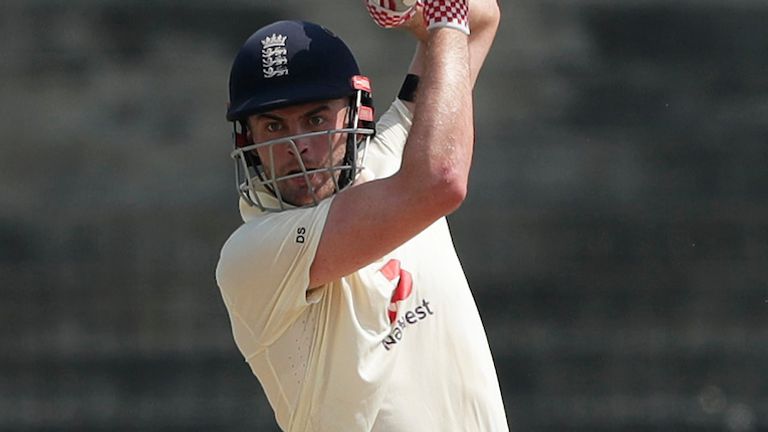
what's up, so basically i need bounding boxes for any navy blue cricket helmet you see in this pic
[227,20,364,121]
[226,20,376,212]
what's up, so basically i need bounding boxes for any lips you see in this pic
[282,169,317,187]
[283,161,319,174]
[286,168,310,176]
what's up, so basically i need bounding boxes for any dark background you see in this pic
[1,0,766,431]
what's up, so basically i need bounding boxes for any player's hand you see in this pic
[365,0,421,28]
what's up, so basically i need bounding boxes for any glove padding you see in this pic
[365,0,421,28]
[423,0,470,35]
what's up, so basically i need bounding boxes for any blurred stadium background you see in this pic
[1,0,766,430]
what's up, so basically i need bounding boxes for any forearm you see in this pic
[397,28,473,213]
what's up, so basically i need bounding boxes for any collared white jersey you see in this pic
[216,99,508,431]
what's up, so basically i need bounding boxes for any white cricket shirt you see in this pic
[216,100,508,431]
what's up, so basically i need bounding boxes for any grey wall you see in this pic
[1,0,766,431]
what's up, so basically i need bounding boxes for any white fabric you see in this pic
[216,99,508,431]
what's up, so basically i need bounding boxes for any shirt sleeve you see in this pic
[364,99,413,180]
[216,198,333,347]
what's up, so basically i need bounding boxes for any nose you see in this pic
[287,132,315,157]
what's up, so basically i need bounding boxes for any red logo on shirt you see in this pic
[380,259,413,323]
[378,259,434,351]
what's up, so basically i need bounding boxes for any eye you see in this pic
[308,115,325,127]
[265,122,283,133]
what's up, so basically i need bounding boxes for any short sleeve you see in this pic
[364,99,413,180]
[216,197,333,347]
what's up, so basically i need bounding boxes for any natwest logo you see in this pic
[381,298,434,351]
[378,259,435,351]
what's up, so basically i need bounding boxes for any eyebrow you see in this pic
[256,104,331,122]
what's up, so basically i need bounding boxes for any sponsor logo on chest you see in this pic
[381,298,434,351]
[378,259,435,351]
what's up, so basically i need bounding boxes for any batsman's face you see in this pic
[247,98,350,207]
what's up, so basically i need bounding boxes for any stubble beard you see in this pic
[278,169,339,207]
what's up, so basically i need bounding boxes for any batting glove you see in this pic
[365,0,421,29]
[423,0,470,35]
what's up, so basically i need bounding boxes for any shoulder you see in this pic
[217,199,334,287]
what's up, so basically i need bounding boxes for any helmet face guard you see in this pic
[226,21,375,212]
[231,123,374,212]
